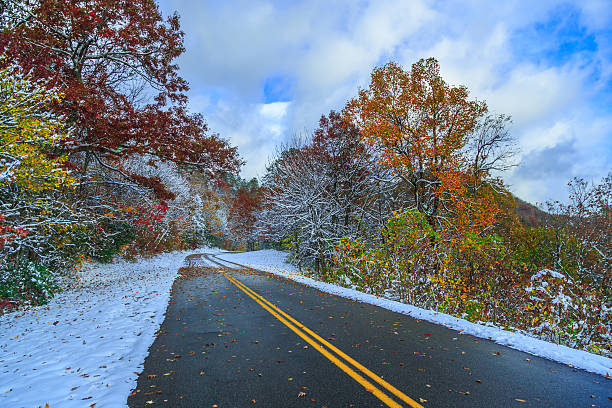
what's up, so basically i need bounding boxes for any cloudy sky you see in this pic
[157,0,611,204]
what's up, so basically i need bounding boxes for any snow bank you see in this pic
[0,248,217,408]
[215,250,612,378]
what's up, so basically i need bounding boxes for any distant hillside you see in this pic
[515,197,548,227]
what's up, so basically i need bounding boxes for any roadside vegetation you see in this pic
[256,60,611,357]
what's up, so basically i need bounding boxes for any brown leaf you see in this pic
[515,399,527,403]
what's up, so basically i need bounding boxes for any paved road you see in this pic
[128,253,611,407]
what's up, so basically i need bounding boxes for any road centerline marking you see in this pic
[220,269,424,408]
[210,255,424,408]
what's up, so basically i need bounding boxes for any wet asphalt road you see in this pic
[128,253,611,408]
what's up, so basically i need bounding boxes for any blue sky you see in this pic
[158,0,611,204]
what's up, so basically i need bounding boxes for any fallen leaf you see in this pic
[515,399,527,403]
[419,397,427,403]
[297,392,306,397]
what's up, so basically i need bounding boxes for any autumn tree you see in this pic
[0,59,83,275]
[344,59,517,239]
[227,178,263,250]
[0,0,241,197]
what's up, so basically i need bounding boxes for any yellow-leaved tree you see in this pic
[0,59,77,272]
[0,61,72,192]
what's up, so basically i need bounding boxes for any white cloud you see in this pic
[159,0,611,203]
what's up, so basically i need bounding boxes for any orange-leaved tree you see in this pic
[344,58,516,242]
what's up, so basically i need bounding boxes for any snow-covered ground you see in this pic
[214,249,612,378]
[0,248,221,408]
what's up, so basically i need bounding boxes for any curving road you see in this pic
[127,253,611,407]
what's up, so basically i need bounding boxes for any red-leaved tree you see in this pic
[0,0,241,194]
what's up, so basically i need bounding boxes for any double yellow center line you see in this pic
[222,272,423,408]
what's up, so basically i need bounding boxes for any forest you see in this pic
[0,0,610,357]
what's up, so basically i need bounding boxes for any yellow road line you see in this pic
[222,272,423,408]
[218,262,424,408]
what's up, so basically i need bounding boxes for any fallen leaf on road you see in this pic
[147,374,157,379]
[515,399,526,403]
[298,392,306,397]
[419,398,427,403]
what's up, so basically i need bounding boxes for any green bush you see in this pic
[0,261,58,305]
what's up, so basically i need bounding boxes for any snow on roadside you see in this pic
[0,248,218,408]
[214,249,612,378]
